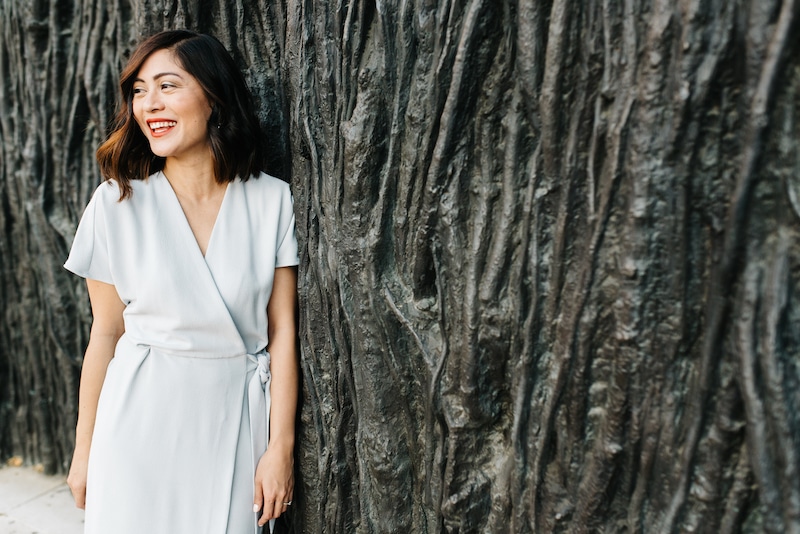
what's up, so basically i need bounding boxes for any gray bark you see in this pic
[1,1,799,532]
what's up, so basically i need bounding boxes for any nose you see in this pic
[142,89,164,112]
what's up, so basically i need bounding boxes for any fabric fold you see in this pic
[247,350,275,533]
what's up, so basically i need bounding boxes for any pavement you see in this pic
[0,464,84,534]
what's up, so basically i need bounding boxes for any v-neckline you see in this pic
[159,171,231,259]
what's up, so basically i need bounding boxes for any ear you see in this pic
[209,104,222,129]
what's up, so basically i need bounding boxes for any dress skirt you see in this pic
[83,337,268,534]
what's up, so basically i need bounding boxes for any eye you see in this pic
[132,86,146,96]
[160,82,177,91]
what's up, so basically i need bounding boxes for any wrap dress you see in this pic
[64,171,299,534]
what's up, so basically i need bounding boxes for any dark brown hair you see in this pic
[96,30,265,199]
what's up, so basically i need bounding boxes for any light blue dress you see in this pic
[65,172,298,534]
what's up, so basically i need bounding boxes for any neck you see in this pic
[162,155,223,200]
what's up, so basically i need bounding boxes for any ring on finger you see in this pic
[283,501,292,506]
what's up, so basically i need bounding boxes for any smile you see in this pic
[148,120,177,134]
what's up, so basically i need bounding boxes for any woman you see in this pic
[64,30,297,533]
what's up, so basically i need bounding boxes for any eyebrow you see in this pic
[134,72,184,82]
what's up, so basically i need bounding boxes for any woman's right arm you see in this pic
[67,278,125,509]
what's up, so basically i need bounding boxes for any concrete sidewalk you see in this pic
[0,465,84,534]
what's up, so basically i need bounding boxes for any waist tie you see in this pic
[246,350,275,533]
[247,350,272,457]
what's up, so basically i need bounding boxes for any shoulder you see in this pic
[93,175,160,199]
[239,173,294,211]
[89,175,160,216]
[91,179,122,203]
[240,172,292,197]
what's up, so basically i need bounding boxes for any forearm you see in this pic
[68,279,124,508]
[267,326,298,452]
[74,334,118,452]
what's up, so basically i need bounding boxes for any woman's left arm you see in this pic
[255,266,298,526]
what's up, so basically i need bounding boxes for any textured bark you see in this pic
[2,1,800,533]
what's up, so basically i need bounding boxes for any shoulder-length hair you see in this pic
[96,30,265,200]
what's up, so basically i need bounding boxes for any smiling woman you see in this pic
[132,50,212,163]
[96,31,264,201]
[64,30,299,534]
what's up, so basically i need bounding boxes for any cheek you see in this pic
[193,104,212,129]
[203,102,212,123]
[132,102,145,128]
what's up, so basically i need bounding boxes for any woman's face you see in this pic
[132,49,213,162]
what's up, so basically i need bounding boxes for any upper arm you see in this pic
[267,267,297,337]
[86,278,125,340]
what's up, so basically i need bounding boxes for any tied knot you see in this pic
[253,352,271,389]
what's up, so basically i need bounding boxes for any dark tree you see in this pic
[1,1,798,533]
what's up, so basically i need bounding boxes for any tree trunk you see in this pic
[1,1,799,532]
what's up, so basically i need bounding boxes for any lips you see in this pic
[147,120,177,136]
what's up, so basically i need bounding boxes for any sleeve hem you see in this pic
[62,263,115,286]
[274,259,300,269]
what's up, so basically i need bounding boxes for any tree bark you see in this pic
[1,1,799,532]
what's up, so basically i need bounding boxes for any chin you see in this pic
[148,145,172,158]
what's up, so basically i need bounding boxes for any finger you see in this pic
[258,500,275,526]
[275,490,293,517]
[272,498,284,519]
[69,485,86,509]
[261,491,283,523]
[253,481,264,514]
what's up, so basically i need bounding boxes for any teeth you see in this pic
[149,121,176,130]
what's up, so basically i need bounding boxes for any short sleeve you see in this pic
[275,187,299,268]
[64,185,114,284]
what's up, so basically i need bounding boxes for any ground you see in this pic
[0,464,83,534]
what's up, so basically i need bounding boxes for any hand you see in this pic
[67,449,89,509]
[253,444,294,527]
